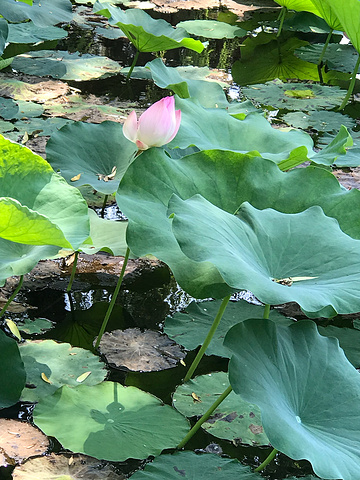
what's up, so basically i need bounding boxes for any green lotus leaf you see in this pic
[165,299,292,357]
[242,79,346,110]
[12,117,73,140]
[33,381,189,461]
[170,97,314,164]
[169,195,360,316]
[19,339,107,402]
[94,3,204,53]
[282,110,356,132]
[281,10,333,33]
[130,451,261,480]
[273,0,321,15]
[322,0,360,53]
[8,22,68,44]
[117,148,360,299]
[0,97,19,120]
[177,20,247,39]
[225,319,360,480]
[295,43,359,73]
[0,239,59,287]
[0,329,26,408]
[0,135,90,250]
[11,50,122,81]
[232,36,320,85]
[46,121,137,195]
[318,325,360,368]
[0,197,72,248]
[309,0,343,29]
[18,317,54,335]
[0,0,73,26]
[318,130,360,167]
[173,372,269,446]
[0,19,8,57]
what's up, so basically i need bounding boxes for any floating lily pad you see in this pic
[295,43,360,73]
[95,3,204,53]
[169,195,360,317]
[282,110,356,132]
[131,451,262,480]
[177,20,247,39]
[46,121,137,195]
[8,22,68,44]
[0,329,26,408]
[318,325,360,368]
[12,50,122,81]
[225,319,360,480]
[19,339,107,402]
[0,97,19,120]
[13,117,73,138]
[34,381,189,461]
[242,80,346,110]
[117,149,360,299]
[18,317,54,335]
[98,328,185,372]
[0,74,69,102]
[0,0,73,26]
[165,300,292,357]
[0,419,48,466]
[13,453,123,480]
[173,372,269,446]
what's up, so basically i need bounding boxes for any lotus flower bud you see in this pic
[123,96,181,150]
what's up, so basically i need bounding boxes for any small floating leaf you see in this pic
[71,173,81,182]
[76,371,91,383]
[5,319,21,341]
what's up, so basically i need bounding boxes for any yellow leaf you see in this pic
[76,371,91,383]
[41,372,51,384]
[191,392,201,403]
[5,319,21,341]
[71,173,82,182]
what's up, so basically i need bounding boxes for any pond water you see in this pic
[2,0,360,479]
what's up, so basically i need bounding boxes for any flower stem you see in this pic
[338,53,360,110]
[263,304,270,319]
[177,385,233,449]
[126,50,140,81]
[0,275,24,318]
[317,28,333,83]
[101,194,109,218]
[66,251,79,293]
[276,6,287,38]
[94,247,130,349]
[183,295,231,382]
[254,448,278,472]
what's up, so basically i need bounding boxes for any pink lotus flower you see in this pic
[123,96,181,150]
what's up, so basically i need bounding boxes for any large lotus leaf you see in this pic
[130,451,262,480]
[0,135,90,249]
[0,239,59,286]
[318,325,360,368]
[318,130,360,167]
[282,110,356,132]
[116,148,360,299]
[0,0,73,26]
[0,74,69,102]
[33,381,189,461]
[0,329,26,408]
[173,372,269,446]
[94,3,204,53]
[12,51,122,81]
[309,0,342,29]
[225,319,360,480]
[232,36,320,85]
[295,43,360,73]
[12,117,73,140]
[19,339,107,402]
[281,10,333,33]
[273,0,321,15]
[46,121,137,195]
[8,22,68,44]
[0,197,72,248]
[169,195,360,317]
[0,98,44,122]
[176,20,247,39]
[170,97,314,164]
[322,0,360,53]
[0,19,8,57]
[165,299,292,357]
[242,79,346,110]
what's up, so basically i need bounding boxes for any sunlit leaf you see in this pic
[0,0,73,26]
[177,19,247,39]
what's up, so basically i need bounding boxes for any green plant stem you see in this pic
[66,251,79,293]
[177,385,233,449]
[126,50,140,81]
[0,275,24,318]
[183,295,231,382]
[101,194,109,218]
[263,304,270,319]
[276,6,287,38]
[94,247,130,349]
[317,29,333,83]
[338,53,360,110]
[254,448,278,472]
